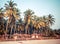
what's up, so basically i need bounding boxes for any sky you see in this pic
[0,0,60,29]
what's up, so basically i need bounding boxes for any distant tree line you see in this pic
[0,0,60,38]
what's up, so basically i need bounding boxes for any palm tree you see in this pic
[0,8,4,35]
[4,0,20,38]
[31,15,41,34]
[33,16,47,36]
[39,15,55,36]
[4,0,20,18]
[4,0,17,10]
[42,14,55,36]
[47,14,55,27]
[35,16,44,34]
[24,9,34,34]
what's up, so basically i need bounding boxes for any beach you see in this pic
[0,39,60,44]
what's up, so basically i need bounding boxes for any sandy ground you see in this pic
[0,39,60,44]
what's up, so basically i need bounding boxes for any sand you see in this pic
[0,39,60,44]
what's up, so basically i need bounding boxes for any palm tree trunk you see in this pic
[25,28,27,34]
[27,28,29,34]
[10,25,13,38]
[14,24,16,34]
[6,22,8,33]
[25,25,28,34]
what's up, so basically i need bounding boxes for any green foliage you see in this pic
[0,0,57,37]
[24,9,34,16]
[5,0,17,10]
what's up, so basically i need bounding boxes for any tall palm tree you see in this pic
[24,9,34,34]
[0,8,4,35]
[41,14,55,36]
[4,0,20,38]
[45,14,55,36]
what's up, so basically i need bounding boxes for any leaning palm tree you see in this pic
[24,9,34,34]
[4,0,20,38]
[44,14,55,36]
[42,14,55,36]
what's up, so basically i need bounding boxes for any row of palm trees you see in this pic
[0,0,55,37]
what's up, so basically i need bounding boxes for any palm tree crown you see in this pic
[47,14,55,26]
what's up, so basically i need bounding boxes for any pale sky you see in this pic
[0,0,60,29]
